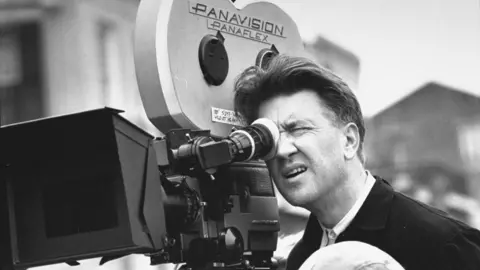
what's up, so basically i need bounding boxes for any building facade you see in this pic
[304,36,361,92]
[0,0,157,134]
[365,82,480,227]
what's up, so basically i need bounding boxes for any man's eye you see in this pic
[290,127,308,133]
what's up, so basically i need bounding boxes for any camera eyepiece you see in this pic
[228,118,279,161]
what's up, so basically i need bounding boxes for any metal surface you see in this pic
[134,0,305,137]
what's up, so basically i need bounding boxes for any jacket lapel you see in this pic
[301,212,323,249]
[300,176,395,246]
[336,176,395,243]
[348,176,394,230]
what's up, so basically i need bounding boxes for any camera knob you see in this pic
[198,32,229,86]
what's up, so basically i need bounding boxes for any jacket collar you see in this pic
[302,176,395,247]
[348,176,395,230]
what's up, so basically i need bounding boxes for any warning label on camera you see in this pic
[211,107,244,126]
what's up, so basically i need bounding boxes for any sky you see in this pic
[237,0,480,117]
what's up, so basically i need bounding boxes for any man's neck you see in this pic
[310,168,367,228]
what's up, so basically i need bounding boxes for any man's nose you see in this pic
[276,133,297,159]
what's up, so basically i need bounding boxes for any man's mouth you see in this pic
[283,166,307,179]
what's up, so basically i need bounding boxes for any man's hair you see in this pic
[233,54,366,163]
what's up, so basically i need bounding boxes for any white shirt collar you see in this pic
[318,171,376,238]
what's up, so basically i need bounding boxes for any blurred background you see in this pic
[0,0,479,269]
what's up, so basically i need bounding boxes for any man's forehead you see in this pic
[258,100,317,121]
[277,115,311,126]
[258,98,304,118]
[259,109,298,124]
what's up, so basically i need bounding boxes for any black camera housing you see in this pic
[0,108,166,269]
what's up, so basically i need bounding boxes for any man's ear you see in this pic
[342,122,360,160]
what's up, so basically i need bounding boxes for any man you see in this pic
[299,241,405,270]
[233,54,480,270]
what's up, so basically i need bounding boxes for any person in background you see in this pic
[233,54,480,270]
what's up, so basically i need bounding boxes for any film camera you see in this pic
[0,0,305,269]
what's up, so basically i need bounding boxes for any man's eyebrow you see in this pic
[279,119,312,130]
[277,114,296,129]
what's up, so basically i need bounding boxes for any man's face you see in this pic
[258,89,347,208]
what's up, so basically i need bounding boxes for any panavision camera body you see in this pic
[0,0,305,269]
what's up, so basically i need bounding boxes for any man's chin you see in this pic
[286,195,315,209]
[286,191,325,210]
[280,198,311,217]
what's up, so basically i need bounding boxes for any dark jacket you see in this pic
[286,176,480,270]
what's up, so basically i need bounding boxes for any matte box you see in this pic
[0,108,166,269]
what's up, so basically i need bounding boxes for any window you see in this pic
[0,22,43,125]
[98,20,123,108]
